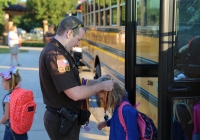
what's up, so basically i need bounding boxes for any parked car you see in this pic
[30,28,43,34]
[30,29,34,33]
[17,28,26,37]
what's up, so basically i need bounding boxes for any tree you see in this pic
[25,0,78,28]
[0,0,17,24]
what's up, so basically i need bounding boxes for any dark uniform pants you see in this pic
[44,110,80,140]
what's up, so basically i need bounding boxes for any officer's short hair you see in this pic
[56,16,85,37]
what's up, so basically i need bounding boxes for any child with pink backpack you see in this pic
[96,76,157,140]
[96,76,139,140]
[0,65,30,140]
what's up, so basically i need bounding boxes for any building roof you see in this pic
[3,3,32,16]
[3,3,28,12]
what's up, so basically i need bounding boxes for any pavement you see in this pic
[0,45,109,140]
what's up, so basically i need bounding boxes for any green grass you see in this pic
[0,48,28,54]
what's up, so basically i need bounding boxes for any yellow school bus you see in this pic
[79,0,159,127]
[79,0,200,139]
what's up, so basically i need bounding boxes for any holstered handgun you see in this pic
[58,108,78,136]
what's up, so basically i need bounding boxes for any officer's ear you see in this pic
[66,30,73,38]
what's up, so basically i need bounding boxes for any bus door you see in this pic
[125,0,160,134]
[159,0,200,139]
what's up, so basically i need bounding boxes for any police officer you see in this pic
[39,16,114,140]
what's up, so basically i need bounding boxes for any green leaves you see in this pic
[0,0,78,33]
[25,0,78,27]
[0,0,17,24]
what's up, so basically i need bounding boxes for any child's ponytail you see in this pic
[10,69,21,90]
[11,73,15,90]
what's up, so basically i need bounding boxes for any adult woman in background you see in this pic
[8,26,21,66]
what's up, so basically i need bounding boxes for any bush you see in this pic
[22,42,45,47]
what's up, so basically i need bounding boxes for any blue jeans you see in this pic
[3,125,28,140]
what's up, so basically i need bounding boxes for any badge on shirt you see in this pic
[57,59,70,72]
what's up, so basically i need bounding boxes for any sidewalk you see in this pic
[0,45,109,140]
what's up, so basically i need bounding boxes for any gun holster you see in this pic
[78,110,91,125]
[58,108,78,136]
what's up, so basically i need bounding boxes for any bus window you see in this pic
[105,0,110,8]
[85,2,88,14]
[106,10,110,26]
[95,0,99,11]
[91,0,94,12]
[84,15,87,26]
[112,8,117,25]
[100,0,104,9]
[82,3,85,14]
[88,14,90,25]
[88,1,91,12]
[91,13,94,25]
[111,0,117,6]
[83,16,85,26]
[100,11,104,26]
[120,0,125,3]
[95,12,99,26]
[136,0,160,64]
[174,0,200,80]
[120,5,125,26]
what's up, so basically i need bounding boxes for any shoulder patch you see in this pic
[57,59,70,72]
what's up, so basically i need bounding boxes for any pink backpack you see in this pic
[10,88,36,134]
[192,103,200,140]
[118,101,157,140]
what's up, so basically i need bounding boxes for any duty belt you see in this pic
[46,106,61,116]
[46,106,79,116]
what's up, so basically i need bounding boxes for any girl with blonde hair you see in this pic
[96,76,139,140]
[0,65,28,140]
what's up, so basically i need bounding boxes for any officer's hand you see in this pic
[101,80,114,91]
[97,74,112,83]
[99,74,112,80]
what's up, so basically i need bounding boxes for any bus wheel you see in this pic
[94,64,101,79]
[94,64,103,107]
